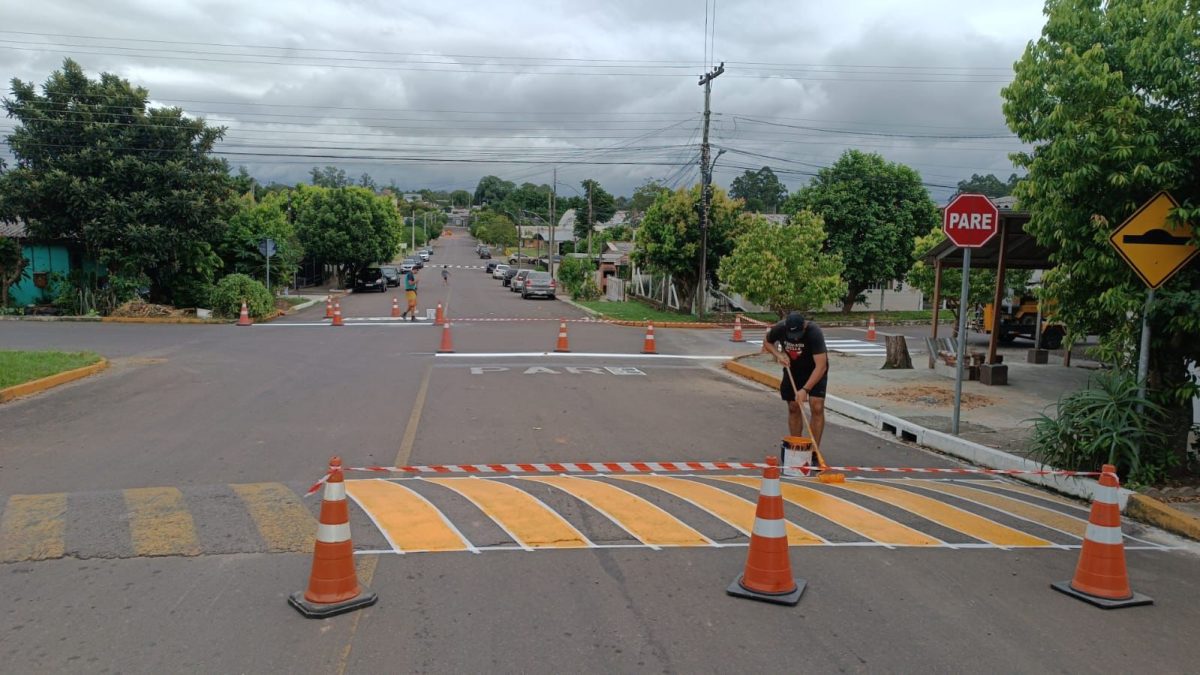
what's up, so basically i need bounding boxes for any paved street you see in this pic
[2,228,1198,673]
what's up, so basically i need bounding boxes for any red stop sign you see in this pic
[942,193,1000,248]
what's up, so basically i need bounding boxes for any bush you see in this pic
[557,256,588,296]
[210,273,274,318]
[1028,370,1174,485]
[574,276,601,301]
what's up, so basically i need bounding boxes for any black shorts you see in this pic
[780,368,827,401]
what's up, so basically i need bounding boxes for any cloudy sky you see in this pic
[0,0,1049,202]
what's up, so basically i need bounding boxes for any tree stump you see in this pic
[882,334,913,370]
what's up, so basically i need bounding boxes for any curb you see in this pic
[722,354,1136,511]
[101,317,228,324]
[1125,494,1200,542]
[0,358,109,403]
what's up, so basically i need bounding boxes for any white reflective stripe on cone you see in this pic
[317,522,352,543]
[323,482,347,501]
[1092,484,1119,505]
[1085,523,1124,545]
[760,478,781,498]
[752,516,786,539]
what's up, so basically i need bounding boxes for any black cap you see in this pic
[784,311,806,338]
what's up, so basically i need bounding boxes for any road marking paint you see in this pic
[230,483,316,553]
[422,477,591,549]
[714,477,939,546]
[122,487,202,556]
[435,352,731,359]
[519,475,712,548]
[903,480,1089,540]
[396,365,432,467]
[610,475,823,545]
[824,481,1053,547]
[255,322,432,327]
[345,479,473,553]
[0,493,67,562]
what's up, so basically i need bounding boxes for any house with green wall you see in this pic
[1,220,94,307]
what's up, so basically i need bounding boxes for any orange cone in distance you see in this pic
[554,320,570,353]
[1052,464,1152,608]
[437,322,455,353]
[391,296,401,318]
[325,296,333,318]
[435,302,446,326]
[727,456,805,606]
[289,457,377,618]
[642,323,657,354]
[332,301,344,327]
[731,315,745,342]
[866,315,877,341]
[237,301,252,327]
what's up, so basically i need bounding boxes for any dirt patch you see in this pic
[109,301,190,318]
[864,385,995,410]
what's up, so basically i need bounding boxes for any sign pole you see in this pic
[1136,288,1154,409]
[952,248,971,435]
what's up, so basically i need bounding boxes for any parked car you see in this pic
[479,248,492,259]
[404,256,423,270]
[522,271,556,299]
[501,267,520,287]
[510,269,532,293]
[508,253,536,265]
[485,261,500,274]
[399,260,415,272]
[354,267,388,293]
[380,266,401,287]
[491,264,510,279]
[418,251,431,261]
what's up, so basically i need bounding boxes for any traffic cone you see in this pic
[435,302,445,326]
[866,315,877,341]
[325,296,333,319]
[727,456,805,606]
[731,315,745,342]
[1052,465,1153,608]
[391,296,401,318]
[237,301,252,327]
[642,323,658,354]
[554,320,570,352]
[289,457,377,618]
[437,322,455,353]
[332,301,344,327]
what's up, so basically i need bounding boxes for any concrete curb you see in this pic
[1125,494,1200,542]
[0,358,109,403]
[101,316,228,324]
[0,315,102,322]
[723,354,1134,511]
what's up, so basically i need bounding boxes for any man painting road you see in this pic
[401,267,419,321]
[762,311,829,445]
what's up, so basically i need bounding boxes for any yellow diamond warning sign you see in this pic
[1109,191,1198,289]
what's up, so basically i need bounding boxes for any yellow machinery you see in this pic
[979,295,1065,349]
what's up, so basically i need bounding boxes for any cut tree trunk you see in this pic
[882,334,913,370]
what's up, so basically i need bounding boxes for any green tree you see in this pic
[633,185,744,309]
[1002,0,1200,467]
[785,149,939,313]
[956,173,1021,198]
[0,59,237,305]
[574,180,617,241]
[556,256,590,297]
[907,226,998,323]
[629,179,670,225]
[471,211,517,247]
[309,166,349,188]
[718,211,846,318]
[0,236,29,308]
[358,173,377,191]
[293,185,401,281]
[450,190,472,208]
[473,175,515,206]
[220,192,303,290]
[729,166,788,213]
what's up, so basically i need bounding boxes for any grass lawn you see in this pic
[281,296,309,307]
[0,351,103,389]
[574,299,702,323]
[739,310,943,324]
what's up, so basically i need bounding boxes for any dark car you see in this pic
[479,249,492,259]
[380,266,401,287]
[355,267,387,293]
[501,267,520,287]
[485,261,499,274]
[522,271,556,299]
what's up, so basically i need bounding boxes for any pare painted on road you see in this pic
[469,366,646,376]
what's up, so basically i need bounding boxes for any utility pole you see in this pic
[587,182,594,261]
[697,62,724,320]
[550,166,557,277]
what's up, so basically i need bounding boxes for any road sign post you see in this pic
[942,193,1000,435]
[258,238,276,291]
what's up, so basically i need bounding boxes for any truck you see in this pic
[976,295,1065,349]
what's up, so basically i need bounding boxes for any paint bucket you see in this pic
[780,436,814,478]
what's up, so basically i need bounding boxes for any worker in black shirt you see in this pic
[762,311,829,445]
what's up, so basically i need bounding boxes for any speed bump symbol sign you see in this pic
[1108,191,1198,289]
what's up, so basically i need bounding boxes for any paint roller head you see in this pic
[817,473,846,484]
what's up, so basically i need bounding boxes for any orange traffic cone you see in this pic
[325,296,333,318]
[237,301,252,327]
[332,301,344,327]
[437,322,455,353]
[731,315,744,342]
[554,320,570,353]
[435,302,446,326]
[391,296,401,318]
[866,315,877,341]
[642,323,657,354]
[1052,465,1152,608]
[289,457,377,618]
[727,456,805,606]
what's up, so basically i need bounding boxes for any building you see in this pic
[1,220,97,307]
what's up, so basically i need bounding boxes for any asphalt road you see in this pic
[1,227,1197,673]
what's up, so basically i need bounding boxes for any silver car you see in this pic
[510,269,532,293]
[522,271,556,299]
[491,264,510,279]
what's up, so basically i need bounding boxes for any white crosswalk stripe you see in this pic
[746,338,889,356]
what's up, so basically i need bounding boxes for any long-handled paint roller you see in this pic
[782,366,845,484]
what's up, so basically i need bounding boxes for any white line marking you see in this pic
[435,352,731,359]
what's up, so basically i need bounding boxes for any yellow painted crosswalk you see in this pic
[345,479,472,553]
[0,493,67,562]
[423,477,591,549]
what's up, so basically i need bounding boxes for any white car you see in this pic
[418,251,431,261]
[491,264,510,279]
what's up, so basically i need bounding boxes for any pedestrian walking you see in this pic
[762,311,829,445]
[442,265,450,285]
[401,267,419,321]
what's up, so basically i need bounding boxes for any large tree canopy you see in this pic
[956,173,1021,198]
[0,59,236,302]
[785,150,939,312]
[293,185,401,273]
[1002,0,1200,463]
[729,166,788,213]
[473,175,515,206]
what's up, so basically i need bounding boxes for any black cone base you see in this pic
[1051,581,1152,609]
[289,586,378,618]
[727,574,805,606]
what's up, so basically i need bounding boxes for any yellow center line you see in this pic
[712,477,940,546]
[610,475,823,545]
[345,479,472,552]
[423,477,590,549]
[826,481,1052,547]
[905,480,1088,538]
[231,482,316,553]
[519,475,711,547]
[0,493,67,562]
[123,486,202,556]
[396,364,432,468]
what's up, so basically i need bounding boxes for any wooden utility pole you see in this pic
[550,166,557,277]
[697,62,724,320]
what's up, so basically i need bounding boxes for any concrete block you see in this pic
[979,364,1008,386]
